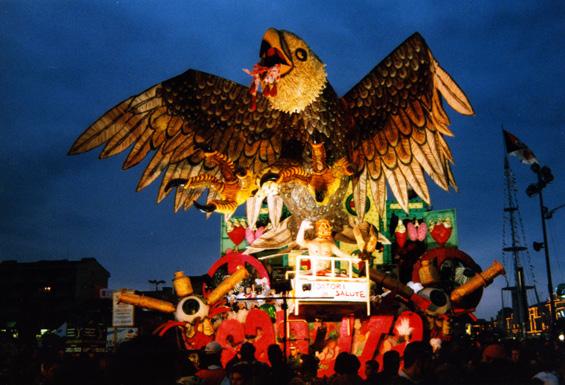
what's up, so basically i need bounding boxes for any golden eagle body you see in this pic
[70,28,473,238]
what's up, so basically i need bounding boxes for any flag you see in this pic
[53,322,67,337]
[503,129,539,165]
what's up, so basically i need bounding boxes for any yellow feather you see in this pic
[384,168,409,212]
[433,59,474,116]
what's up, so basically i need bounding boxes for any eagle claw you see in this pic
[165,178,188,191]
[193,200,217,213]
[235,167,247,177]
[260,172,280,186]
[311,132,326,145]
[195,142,214,153]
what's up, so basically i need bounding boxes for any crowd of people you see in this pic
[1,332,564,385]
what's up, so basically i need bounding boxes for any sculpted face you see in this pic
[258,28,327,113]
[315,219,332,239]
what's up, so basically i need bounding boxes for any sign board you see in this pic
[295,279,368,302]
[99,288,113,299]
[112,290,135,327]
[64,325,107,353]
[106,327,138,350]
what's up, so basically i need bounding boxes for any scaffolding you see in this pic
[501,155,541,336]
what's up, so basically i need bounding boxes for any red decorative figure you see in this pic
[227,225,246,246]
[430,218,452,247]
[395,221,407,248]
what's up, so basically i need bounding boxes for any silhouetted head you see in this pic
[300,354,319,377]
[240,342,256,362]
[267,344,283,366]
[403,341,433,380]
[365,360,379,378]
[110,335,177,385]
[333,352,350,374]
[229,362,252,385]
[383,350,400,374]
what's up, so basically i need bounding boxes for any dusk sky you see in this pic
[1,1,563,320]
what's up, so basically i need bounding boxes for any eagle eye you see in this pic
[295,48,307,61]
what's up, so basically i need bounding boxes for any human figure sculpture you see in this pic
[296,219,354,275]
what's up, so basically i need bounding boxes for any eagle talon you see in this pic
[166,178,188,191]
[193,200,217,213]
[203,150,218,158]
[235,167,247,178]
[195,142,213,153]
[260,172,280,186]
[311,132,326,145]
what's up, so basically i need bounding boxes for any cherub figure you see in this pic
[296,219,355,274]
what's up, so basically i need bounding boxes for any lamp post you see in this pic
[526,164,555,335]
[148,279,166,291]
[543,203,565,220]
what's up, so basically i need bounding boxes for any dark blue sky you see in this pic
[1,1,563,319]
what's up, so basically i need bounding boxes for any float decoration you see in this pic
[450,260,505,304]
[117,291,176,314]
[118,219,504,376]
[69,27,473,250]
[67,26,509,378]
[118,266,249,350]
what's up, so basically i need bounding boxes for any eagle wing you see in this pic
[342,33,473,214]
[69,70,288,212]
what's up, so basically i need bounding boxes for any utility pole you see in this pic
[502,157,530,336]
[526,163,556,335]
[148,279,166,292]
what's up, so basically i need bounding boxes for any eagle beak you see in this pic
[260,28,292,76]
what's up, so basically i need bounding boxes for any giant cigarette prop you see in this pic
[118,291,175,313]
[173,271,194,298]
[450,261,505,303]
[207,266,249,305]
[369,269,431,311]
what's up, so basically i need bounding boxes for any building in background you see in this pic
[0,258,110,342]
[500,296,565,336]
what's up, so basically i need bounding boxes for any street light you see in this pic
[544,203,565,219]
[526,163,556,335]
[148,279,166,291]
[534,203,565,250]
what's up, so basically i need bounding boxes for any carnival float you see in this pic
[69,28,505,377]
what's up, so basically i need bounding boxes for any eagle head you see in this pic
[257,28,327,113]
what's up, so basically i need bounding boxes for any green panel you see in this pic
[383,197,458,265]
[423,209,458,248]
[220,218,248,255]
[383,197,430,264]
[220,216,289,267]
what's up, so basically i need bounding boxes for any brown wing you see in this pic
[69,69,288,212]
[343,33,473,214]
